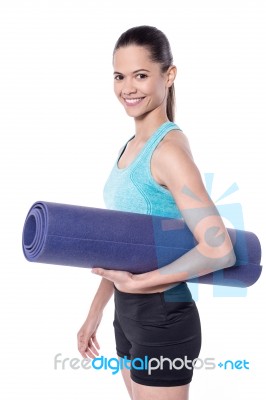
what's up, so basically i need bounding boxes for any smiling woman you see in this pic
[112,25,176,124]
[77,25,236,400]
[113,45,176,121]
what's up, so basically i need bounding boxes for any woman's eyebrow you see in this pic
[113,69,150,75]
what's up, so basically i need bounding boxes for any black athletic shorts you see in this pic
[113,282,201,387]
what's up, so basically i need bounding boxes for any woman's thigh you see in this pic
[131,380,190,400]
[118,356,133,400]
[117,356,190,400]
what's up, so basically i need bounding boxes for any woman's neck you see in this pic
[133,111,170,142]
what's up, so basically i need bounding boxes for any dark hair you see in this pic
[113,25,176,122]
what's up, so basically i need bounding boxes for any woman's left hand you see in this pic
[91,267,177,294]
[91,268,142,293]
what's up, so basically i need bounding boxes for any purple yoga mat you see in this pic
[22,201,262,288]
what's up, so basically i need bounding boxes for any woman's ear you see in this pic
[166,65,177,87]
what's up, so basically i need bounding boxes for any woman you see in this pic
[77,26,236,400]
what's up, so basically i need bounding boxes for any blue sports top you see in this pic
[103,121,183,219]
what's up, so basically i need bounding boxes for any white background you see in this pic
[0,0,265,399]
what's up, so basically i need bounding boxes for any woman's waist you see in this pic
[114,281,193,302]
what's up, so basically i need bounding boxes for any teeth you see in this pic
[124,98,144,104]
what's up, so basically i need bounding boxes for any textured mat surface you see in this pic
[22,201,262,287]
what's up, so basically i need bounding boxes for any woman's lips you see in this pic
[123,97,145,106]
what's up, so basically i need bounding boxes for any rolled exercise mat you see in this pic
[22,201,262,288]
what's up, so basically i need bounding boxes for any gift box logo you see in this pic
[156,172,247,300]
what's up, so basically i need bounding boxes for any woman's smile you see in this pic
[123,97,146,106]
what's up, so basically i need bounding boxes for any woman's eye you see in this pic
[114,75,123,81]
[136,73,147,79]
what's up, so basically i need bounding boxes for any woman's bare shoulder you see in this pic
[157,128,194,161]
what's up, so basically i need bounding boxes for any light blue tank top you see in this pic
[103,121,183,219]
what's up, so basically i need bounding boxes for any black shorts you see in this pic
[113,282,201,387]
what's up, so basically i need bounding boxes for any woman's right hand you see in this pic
[77,310,103,359]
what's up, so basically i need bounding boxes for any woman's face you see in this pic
[113,45,171,119]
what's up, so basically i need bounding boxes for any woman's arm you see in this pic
[92,130,236,293]
[88,277,114,314]
[77,278,114,358]
[132,131,236,291]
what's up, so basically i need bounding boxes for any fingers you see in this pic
[91,333,100,350]
[91,268,113,281]
[85,337,100,359]
[77,333,100,359]
[77,332,89,359]
[91,268,107,276]
[92,268,131,281]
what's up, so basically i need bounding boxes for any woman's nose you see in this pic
[122,79,137,96]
